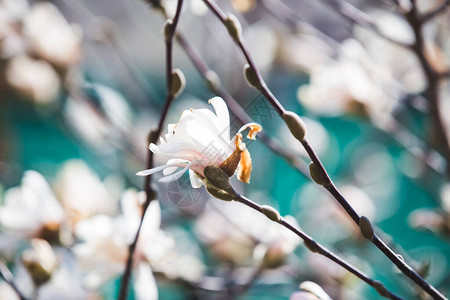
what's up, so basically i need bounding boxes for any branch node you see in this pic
[261,205,281,222]
[282,111,307,142]
[359,216,375,241]
[224,13,242,42]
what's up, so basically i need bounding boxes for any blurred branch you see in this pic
[318,0,412,48]
[200,1,446,298]
[441,69,450,79]
[261,0,341,53]
[402,2,450,177]
[233,195,403,300]
[421,0,450,23]
[118,0,185,299]
[0,261,27,300]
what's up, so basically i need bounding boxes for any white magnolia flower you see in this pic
[137,97,262,187]
[73,189,173,300]
[0,171,64,241]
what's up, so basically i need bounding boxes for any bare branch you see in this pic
[421,0,450,23]
[201,1,446,298]
[233,195,404,300]
[118,1,185,299]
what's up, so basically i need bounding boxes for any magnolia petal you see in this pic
[237,123,262,140]
[159,161,197,182]
[136,162,189,176]
[209,97,230,141]
[163,159,190,175]
[237,149,252,184]
[189,170,204,188]
[134,263,158,300]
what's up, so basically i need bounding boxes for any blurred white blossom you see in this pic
[0,171,64,246]
[23,2,82,69]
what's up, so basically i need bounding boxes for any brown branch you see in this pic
[233,195,403,300]
[200,1,447,298]
[421,0,450,23]
[117,1,185,299]
[402,3,450,177]
[318,0,412,48]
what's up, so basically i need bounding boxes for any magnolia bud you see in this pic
[204,166,231,191]
[282,111,307,142]
[206,185,234,201]
[22,239,58,287]
[373,281,390,298]
[359,216,375,240]
[204,166,237,200]
[205,70,220,90]
[163,19,174,41]
[224,13,242,42]
[170,69,186,98]
[244,64,261,89]
[147,128,158,145]
[309,162,328,186]
[304,239,320,253]
[261,205,281,222]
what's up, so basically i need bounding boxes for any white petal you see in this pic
[136,162,189,176]
[134,263,158,300]
[163,159,190,175]
[189,170,204,188]
[159,161,197,182]
[209,97,230,140]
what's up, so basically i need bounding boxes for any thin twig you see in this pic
[402,2,450,177]
[233,195,403,300]
[174,32,310,176]
[117,1,184,299]
[318,0,412,48]
[421,0,450,23]
[200,1,446,298]
[0,261,28,300]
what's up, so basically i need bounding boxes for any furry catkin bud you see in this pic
[22,239,58,287]
[147,128,158,145]
[373,281,390,298]
[282,111,307,141]
[204,166,231,191]
[170,69,186,97]
[359,216,375,240]
[205,70,220,90]
[163,19,174,41]
[309,162,327,186]
[206,185,234,201]
[244,64,261,88]
[224,13,242,42]
[204,166,237,201]
[304,239,320,253]
[261,205,281,222]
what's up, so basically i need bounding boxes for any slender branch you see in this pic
[0,261,28,300]
[318,0,412,48]
[440,69,450,79]
[402,3,450,177]
[421,0,450,23]
[233,195,403,300]
[174,32,310,176]
[200,1,446,298]
[117,1,184,299]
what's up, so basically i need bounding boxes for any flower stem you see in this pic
[117,1,185,299]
